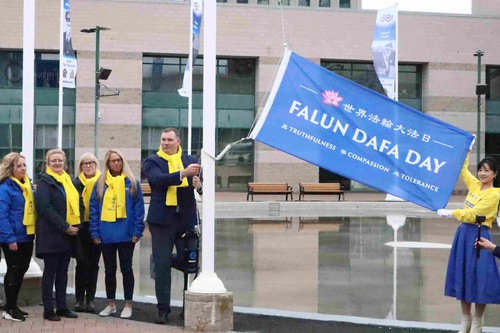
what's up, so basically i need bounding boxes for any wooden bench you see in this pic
[299,183,345,201]
[141,183,151,197]
[247,182,293,201]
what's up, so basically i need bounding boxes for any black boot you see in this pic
[86,297,96,313]
[74,300,85,312]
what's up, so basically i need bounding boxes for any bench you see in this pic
[141,183,151,197]
[299,182,345,201]
[247,182,293,201]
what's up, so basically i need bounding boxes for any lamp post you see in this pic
[81,26,110,157]
[474,50,484,167]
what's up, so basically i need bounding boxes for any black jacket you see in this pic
[35,172,83,258]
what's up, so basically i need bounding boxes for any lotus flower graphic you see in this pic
[322,90,343,108]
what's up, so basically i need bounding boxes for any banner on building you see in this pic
[372,5,397,99]
[178,0,203,98]
[61,0,77,88]
[249,50,474,211]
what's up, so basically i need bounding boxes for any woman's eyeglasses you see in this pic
[82,161,96,167]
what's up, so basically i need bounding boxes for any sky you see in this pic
[362,0,472,14]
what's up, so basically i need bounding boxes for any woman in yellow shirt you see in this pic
[438,153,500,333]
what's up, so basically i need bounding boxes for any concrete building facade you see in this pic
[0,0,499,193]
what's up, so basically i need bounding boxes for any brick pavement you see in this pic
[0,305,185,333]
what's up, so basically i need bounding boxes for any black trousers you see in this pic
[42,250,71,313]
[149,221,183,311]
[100,241,136,301]
[1,241,33,310]
[75,223,101,302]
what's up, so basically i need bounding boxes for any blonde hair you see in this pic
[76,152,100,175]
[96,149,138,198]
[0,152,25,183]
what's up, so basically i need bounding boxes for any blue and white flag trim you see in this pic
[250,50,474,211]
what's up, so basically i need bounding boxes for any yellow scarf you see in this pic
[157,146,188,206]
[46,168,81,225]
[78,171,101,222]
[9,176,36,235]
[101,171,127,222]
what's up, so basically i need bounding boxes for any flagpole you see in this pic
[58,0,64,149]
[22,0,35,179]
[189,0,226,293]
[187,0,194,155]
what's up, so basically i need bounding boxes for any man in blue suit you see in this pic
[143,128,202,324]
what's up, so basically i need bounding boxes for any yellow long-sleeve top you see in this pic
[451,154,500,228]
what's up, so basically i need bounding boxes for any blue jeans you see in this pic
[100,242,136,301]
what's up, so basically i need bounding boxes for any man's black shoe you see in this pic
[43,311,61,321]
[155,311,168,324]
[56,309,78,318]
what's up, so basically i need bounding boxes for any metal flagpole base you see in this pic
[188,272,227,294]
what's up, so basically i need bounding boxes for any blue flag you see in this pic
[249,50,474,211]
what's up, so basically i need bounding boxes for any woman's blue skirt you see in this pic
[445,223,500,304]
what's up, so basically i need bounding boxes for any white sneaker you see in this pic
[120,306,132,319]
[99,305,117,317]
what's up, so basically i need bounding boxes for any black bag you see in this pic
[172,230,199,274]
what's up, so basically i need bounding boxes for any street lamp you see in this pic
[474,50,487,167]
[81,26,111,157]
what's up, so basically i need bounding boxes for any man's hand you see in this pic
[475,237,496,252]
[181,164,200,178]
[193,175,202,191]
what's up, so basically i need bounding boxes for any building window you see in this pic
[298,0,310,6]
[485,66,500,161]
[339,0,350,8]
[142,56,256,187]
[0,51,76,180]
[321,61,422,110]
[319,0,331,7]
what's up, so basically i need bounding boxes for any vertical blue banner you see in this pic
[372,5,397,99]
[62,0,77,88]
[250,50,473,211]
[178,0,203,98]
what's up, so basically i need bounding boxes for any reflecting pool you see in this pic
[54,209,500,329]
